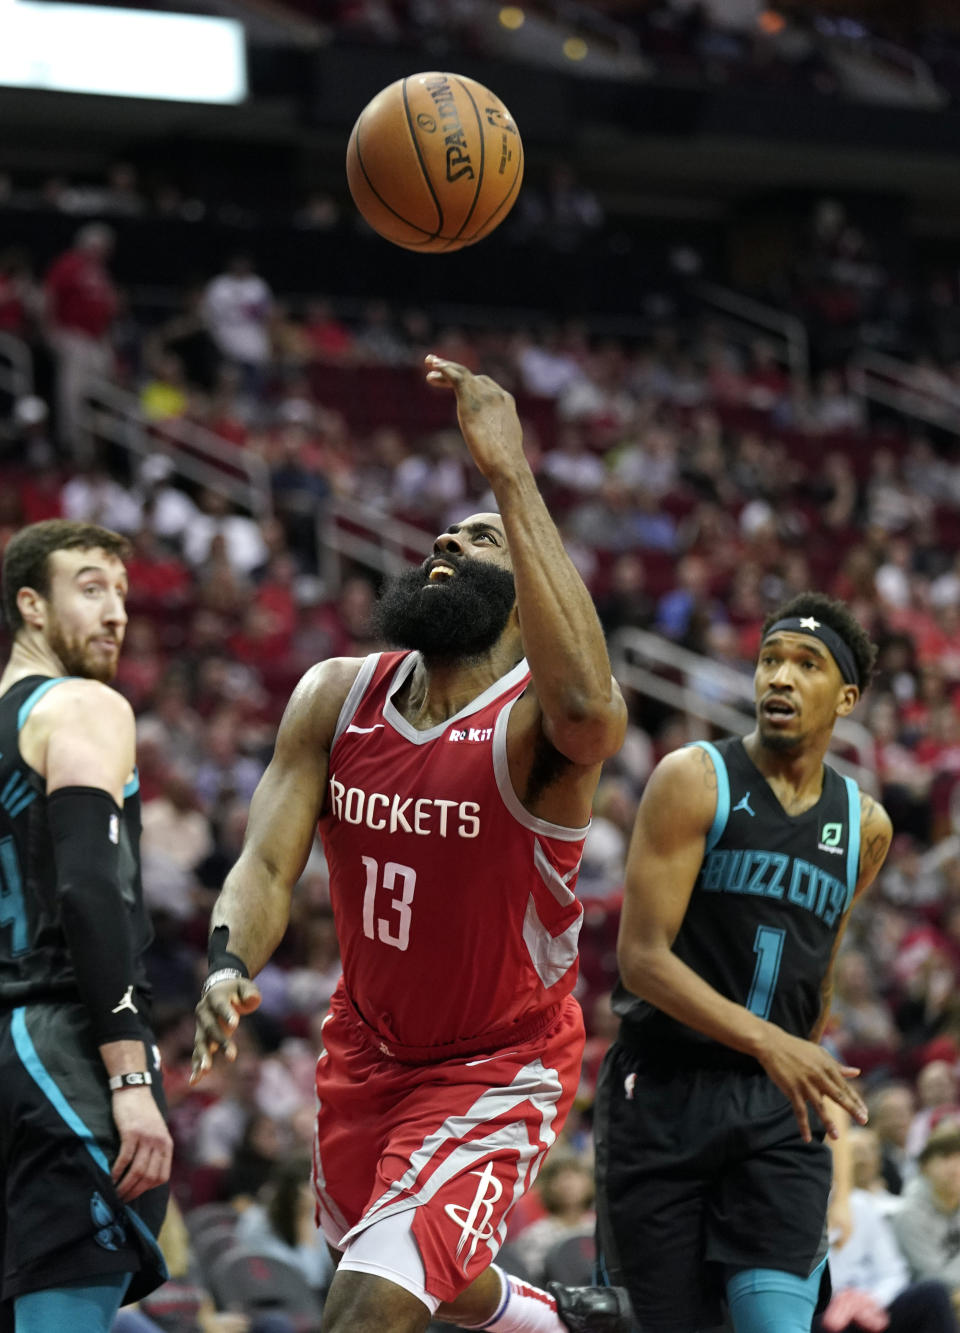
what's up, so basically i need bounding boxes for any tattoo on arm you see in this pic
[691,746,717,794]
[858,794,892,887]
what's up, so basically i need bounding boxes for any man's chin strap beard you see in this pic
[760,730,803,753]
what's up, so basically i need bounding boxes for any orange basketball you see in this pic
[345,72,524,254]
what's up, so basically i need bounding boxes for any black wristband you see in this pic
[208,925,249,978]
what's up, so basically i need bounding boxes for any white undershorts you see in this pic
[337,1209,441,1316]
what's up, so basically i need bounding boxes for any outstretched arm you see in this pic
[191,657,360,1082]
[618,745,868,1142]
[425,355,626,766]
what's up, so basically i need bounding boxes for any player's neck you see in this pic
[400,649,519,729]
[742,731,830,809]
[0,636,66,696]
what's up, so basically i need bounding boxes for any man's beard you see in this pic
[47,620,118,683]
[756,720,802,752]
[373,556,517,664]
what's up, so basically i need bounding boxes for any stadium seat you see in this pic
[206,1245,324,1327]
[541,1231,597,1288]
[192,1221,244,1281]
[184,1201,241,1241]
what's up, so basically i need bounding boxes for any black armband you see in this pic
[47,786,144,1044]
[207,924,250,978]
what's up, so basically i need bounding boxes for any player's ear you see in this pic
[836,684,859,717]
[16,585,46,630]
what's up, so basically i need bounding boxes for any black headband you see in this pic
[762,616,860,688]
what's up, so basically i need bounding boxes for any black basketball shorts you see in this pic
[594,1039,832,1333]
[0,1001,169,1305]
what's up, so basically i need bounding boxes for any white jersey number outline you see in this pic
[361,856,417,951]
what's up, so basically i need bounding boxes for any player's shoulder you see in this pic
[31,677,133,729]
[654,741,720,784]
[643,742,721,819]
[294,655,366,704]
[858,789,893,851]
[857,787,889,818]
[846,788,893,898]
[277,656,367,747]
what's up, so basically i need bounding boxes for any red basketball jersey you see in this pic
[317,651,588,1057]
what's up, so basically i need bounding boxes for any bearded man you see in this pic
[192,357,631,1333]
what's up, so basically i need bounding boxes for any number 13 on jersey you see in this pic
[361,856,417,951]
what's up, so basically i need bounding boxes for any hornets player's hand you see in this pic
[190,975,262,1084]
[110,1085,173,1202]
[755,1026,868,1144]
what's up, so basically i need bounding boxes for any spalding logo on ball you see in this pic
[346,72,524,253]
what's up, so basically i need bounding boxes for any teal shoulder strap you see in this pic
[685,740,730,853]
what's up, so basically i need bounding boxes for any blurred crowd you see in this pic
[3,192,960,1327]
[328,0,960,107]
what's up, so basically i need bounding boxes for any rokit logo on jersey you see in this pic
[818,822,845,856]
[327,774,480,837]
[448,726,493,743]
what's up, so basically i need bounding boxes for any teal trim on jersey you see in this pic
[16,676,75,732]
[10,1007,168,1279]
[14,1274,130,1333]
[123,769,139,799]
[687,741,730,853]
[725,1259,826,1333]
[843,775,861,913]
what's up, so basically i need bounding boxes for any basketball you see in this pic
[345,72,524,254]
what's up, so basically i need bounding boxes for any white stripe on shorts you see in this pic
[338,1055,564,1266]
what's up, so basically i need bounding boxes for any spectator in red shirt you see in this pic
[302,298,355,364]
[124,525,193,610]
[44,222,118,460]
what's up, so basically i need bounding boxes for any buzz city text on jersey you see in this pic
[701,849,848,927]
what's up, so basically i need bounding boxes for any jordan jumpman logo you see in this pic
[111,985,139,1015]
[733,792,756,817]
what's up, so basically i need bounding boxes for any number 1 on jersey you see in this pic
[361,856,417,951]
[747,924,785,1021]
[0,835,27,957]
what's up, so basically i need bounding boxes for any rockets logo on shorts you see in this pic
[443,1160,504,1268]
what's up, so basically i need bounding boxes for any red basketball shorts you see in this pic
[312,991,585,1304]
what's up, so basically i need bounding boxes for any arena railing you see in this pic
[609,626,879,795]
[824,32,947,110]
[75,376,273,518]
[848,348,960,437]
[315,496,433,594]
[694,282,810,386]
